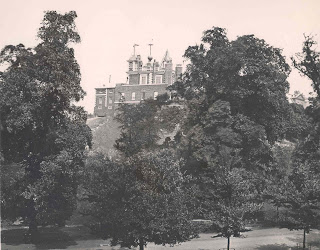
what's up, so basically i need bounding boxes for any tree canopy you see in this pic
[0,11,91,240]
[175,27,291,144]
[169,27,292,180]
[82,149,197,250]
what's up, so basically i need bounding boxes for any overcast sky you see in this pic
[1,0,320,113]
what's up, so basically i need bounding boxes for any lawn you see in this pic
[2,226,320,250]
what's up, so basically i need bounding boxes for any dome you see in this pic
[128,55,137,61]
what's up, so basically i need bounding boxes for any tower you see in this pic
[127,44,143,85]
[162,50,173,84]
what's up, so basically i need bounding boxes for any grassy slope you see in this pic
[87,116,121,158]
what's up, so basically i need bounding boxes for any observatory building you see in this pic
[94,45,182,117]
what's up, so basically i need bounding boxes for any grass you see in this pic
[87,116,121,158]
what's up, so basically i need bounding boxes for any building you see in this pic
[94,48,182,117]
[290,91,308,108]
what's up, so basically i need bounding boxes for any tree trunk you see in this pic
[303,228,306,249]
[26,207,38,243]
[139,238,144,250]
[29,217,38,242]
[227,236,230,250]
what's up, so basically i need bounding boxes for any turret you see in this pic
[162,50,173,84]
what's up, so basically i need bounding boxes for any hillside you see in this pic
[87,117,121,157]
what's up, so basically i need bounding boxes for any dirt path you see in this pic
[2,227,320,250]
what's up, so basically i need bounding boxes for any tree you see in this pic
[0,11,91,241]
[114,96,183,156]
[174,27,291,144]
[170,27,292,177]
[266,164,320,249]
[195,146,261,250]
[262,35,320,248]
[292,35,320,174]
[81,149,197,250]
[292,35,320,97]
[114,100,160,156]
[285,102,312,142]
[169,27,291,248]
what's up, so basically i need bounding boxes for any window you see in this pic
[141,76,146,84]
[109,90,113,94]
[140,74,147,85]
[109,98,112,104]
[155,76,162,84]
[141,91,146,100]
[154,91,158,100]
[119,92,125,101]
[132,92,136,100]
[98,97,103,104]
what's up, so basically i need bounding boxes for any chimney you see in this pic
[175,64,183,82]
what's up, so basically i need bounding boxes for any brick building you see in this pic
[94,49,182,117]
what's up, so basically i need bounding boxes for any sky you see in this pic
[1,0,320,113]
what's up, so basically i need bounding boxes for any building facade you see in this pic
[94,50,182,117]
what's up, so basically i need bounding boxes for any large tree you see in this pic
[175,27,291,143]
[171,27,291,176]
[200,147,261,250]
[168,27,292,248]
[81,149,197,250]
[0,11,91,241]
[263,35,320,249]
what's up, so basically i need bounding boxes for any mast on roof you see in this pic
[148,42,153,61]
[133,44,139,56]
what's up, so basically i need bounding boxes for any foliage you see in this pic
[285,102,312,142]
[168,27,293,249]
[173,27,291,144]
[292,36,320,174]
[81,149,197,250]
[292,35,320,97]
[114,100,160,156]
[0,11,91,238]
[170,27,292,178]
[261,34,320,249]
[196,146,262,250]
[265,164,320,248]
[114,97,184,156]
